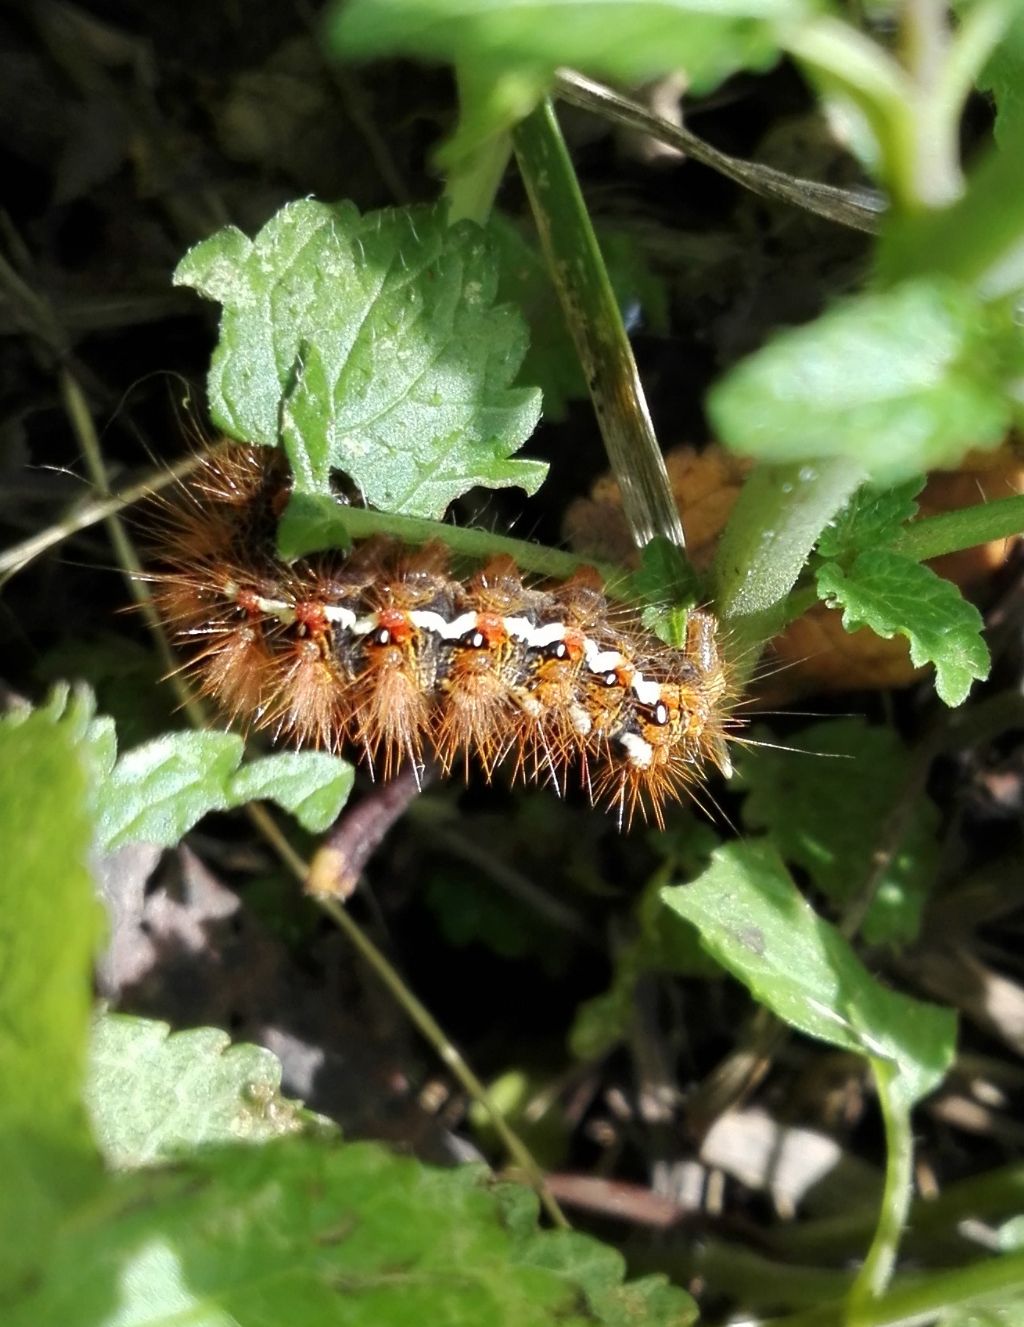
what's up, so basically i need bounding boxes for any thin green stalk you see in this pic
[889,491,1024,562]
[932,0,1013,141]
[279,492,624,587]
[443,67,512,225]
[511,100,687,563]
[847,1061,915,1318]
[679,1238,852,1311]
[247,806,569,1230]
[788,17,918,211]
[899,0,963,208]
[773,1161,1024,1264]
[59,369,204,725]
[774,1249,1024,1327]
[314,895,569,1229]
[444,132,511,225]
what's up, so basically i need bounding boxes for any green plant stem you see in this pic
[248,804,568,1229]
[793,3,1009,220]
[899,0,963,208]
[932,1,1013,144]
[679,1238,852,1310]
[878,140,1024,292]
[444,132,511,225]
[773,1161,1024,1264]
[788,17,918,210]
[511,99,686,558]
[847,1061,915,1316]
[774,1249,1024,1327]
[713,458,866,661]
[443,68,512,225]
[280,492,624,588]
[315,897,569,1230]
[889,491,1024,562]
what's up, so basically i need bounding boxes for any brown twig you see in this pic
[306,763,435,899]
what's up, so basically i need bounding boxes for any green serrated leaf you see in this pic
[95,731,245,851]
[816,550,990,705]
[86,1014,321,1169]
[739,719,939,944]
[8,1138,697,1326]
[229,752,354,834]
[661,840,956,1104]
[96,731,355,850]
[0,703,103,1293]
[175,199,545,519]
[817,478,925,559]
[708,277,1013,485]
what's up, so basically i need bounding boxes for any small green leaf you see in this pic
[661,840,956,1105]
[86,1014,321,1169]
[229,752,354,833]
[0,703,103,1293]
[175,199,545,519]
[817,478,924,559]
[96,733,356,850]
[708,277,1013,486]
[95,731,245,851]
[816,550,990,705]
[739,719,939,944]
[8,1138,697,1326]
[631,536,702,647]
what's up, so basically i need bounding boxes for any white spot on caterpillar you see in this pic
[503,616,536,642]
[409,610,450,636]
[324,605,357,629]
[585,647,624,674]
[569,704,592,737]
[619,733,654,769]
[254,596,295,624]
[632,678,662,707]
[439,611,479,640]
[525,622,567,649]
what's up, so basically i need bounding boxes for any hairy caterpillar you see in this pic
[147,444,736,827]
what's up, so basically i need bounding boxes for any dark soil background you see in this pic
[3,1,1024,1311]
